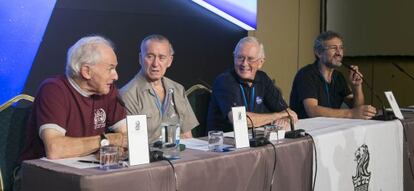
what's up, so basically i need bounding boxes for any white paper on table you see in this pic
[180,138,233,151]
[180,138,210,151]
[41,155,99,169]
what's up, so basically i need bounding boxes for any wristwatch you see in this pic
[100,133,110,147]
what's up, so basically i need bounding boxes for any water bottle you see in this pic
[160,88,181,159]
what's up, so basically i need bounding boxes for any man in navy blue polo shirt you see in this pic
[290,31,377,119]
[207,37,297,132]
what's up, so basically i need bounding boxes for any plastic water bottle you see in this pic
[160,88,181,159]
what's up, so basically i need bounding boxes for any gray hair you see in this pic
[313,31,343,56]
[65,35,114,78]
[140,34,174,55]
[233,36,265,59]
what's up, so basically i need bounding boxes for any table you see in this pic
[21,138,313,191]
[297,117,404,191]
[22,116,413,191]
[402,112,414,191]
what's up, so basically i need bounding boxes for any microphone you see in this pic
[341,62,394,120]
[265,85,305,138]
[246,115,269,147]
[283,106,305,138]
[149,150,165,162]
[392,62,414,81]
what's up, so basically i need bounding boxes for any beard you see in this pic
[323,55,342,69]
[324,61,342,69]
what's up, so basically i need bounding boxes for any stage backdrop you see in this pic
[19,0,246,98]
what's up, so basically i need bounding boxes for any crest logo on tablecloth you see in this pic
[352,144,371,191]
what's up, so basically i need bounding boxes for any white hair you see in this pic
[65,35,114,78]
[140,34,174,55]
[233,36,265,58]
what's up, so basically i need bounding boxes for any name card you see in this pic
[127,115,150,166]
[385,91,404,120]
[232,106,250,149]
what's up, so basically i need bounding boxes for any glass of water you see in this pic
[99,145,119,170]
[208,130,223,152]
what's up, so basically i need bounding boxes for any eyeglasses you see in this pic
[324,45,344,52]
[235,55,261,64]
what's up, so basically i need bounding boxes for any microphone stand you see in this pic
[246,115,269,147]
[392,62,414,81]
[342,63,394,120]
[284,109,305,138]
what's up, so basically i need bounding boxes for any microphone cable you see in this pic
[245,114,277,191]
[267,140,277,191]
[305,132,318,191]
[246,114,256,139]
[164,158,178,191]
[150,151,179,191]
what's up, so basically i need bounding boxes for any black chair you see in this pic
[185,84,212,138]
[0,94,34,191]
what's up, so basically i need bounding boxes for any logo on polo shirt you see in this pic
[94,108,106,129]
[256,96,263,105]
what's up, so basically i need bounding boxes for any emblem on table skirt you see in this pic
[352,144,371,191]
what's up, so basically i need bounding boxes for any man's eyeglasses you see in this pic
[235,55,261,64]
[324,45,344,52]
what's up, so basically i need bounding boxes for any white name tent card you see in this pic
[232,106,250,149]
[126,115,150,166]
[385,91,404,120]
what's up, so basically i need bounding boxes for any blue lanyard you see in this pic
[151,87,164,116]
[239,84,255,112]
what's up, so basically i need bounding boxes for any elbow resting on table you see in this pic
[44,142,64,160]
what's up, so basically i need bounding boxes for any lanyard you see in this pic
[151,87,164,116]
[239,84,255,112]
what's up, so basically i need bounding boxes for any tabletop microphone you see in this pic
[341,62,394,120]
[246,115,269,147]
[284,109,305,138]
[278,100,305,138]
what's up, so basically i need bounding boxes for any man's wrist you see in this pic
[100,133,110,147]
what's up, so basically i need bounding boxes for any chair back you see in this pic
[185,84,212,138]
[0,94,34,191]
[0,169,3,191]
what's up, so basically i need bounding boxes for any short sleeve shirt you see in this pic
[207,69,288,132]
[289,62,352,119]
[20,75,126,160]
[120,73,199,143]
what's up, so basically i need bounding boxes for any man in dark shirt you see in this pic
[207,36,297,132]
[290,31,377,119]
